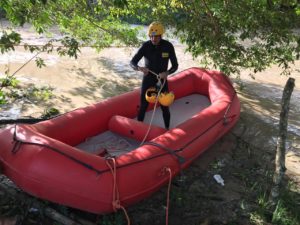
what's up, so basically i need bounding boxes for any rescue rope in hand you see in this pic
[140,70,166,145]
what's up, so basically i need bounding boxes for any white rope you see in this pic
[140,70,166,145]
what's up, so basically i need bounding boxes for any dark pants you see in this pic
[138,74,170,129]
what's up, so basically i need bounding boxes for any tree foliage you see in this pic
[128,0,300,75]
[0,0,140,59]
[0,0,300,75]
[0,0,143,106]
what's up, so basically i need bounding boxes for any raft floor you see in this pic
[76,94,211,156]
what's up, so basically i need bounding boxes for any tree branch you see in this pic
[200,0,220,35]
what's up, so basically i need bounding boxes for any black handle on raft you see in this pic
[143,142,185,165]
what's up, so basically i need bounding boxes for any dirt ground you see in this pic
[0,23,300,225]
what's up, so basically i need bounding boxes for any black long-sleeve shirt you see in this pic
[130,39,178,75]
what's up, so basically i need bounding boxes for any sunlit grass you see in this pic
[250,181,300,225]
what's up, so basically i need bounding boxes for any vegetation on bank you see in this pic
[0,0,300,107]
[0,0,299,108]
[0,0,299,75]
[0,0,300,224]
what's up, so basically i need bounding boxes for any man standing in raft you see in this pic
[130,21,178,130]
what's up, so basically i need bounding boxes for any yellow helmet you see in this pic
[148,21,165,36]
[158,91,175,106]
[145,87,158,103]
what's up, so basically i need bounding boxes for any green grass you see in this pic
[251,182,300,225]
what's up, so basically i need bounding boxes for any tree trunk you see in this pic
[269,77,295,212]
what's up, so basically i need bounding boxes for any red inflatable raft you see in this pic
[0,68,240,214]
